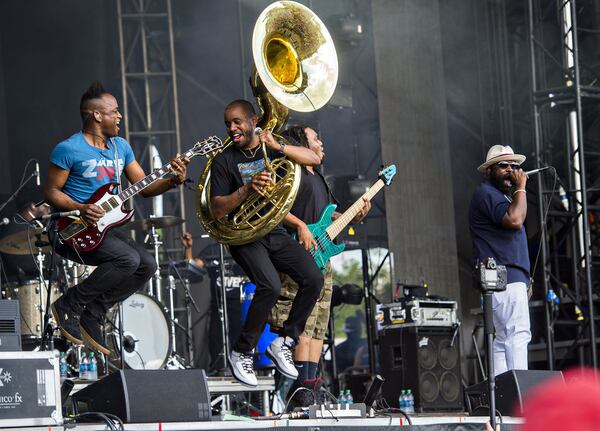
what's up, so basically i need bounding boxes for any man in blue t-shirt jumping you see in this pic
[469,145,532,375]
[44,81,188,355]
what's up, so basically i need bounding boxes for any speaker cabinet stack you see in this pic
[379,326,463,412]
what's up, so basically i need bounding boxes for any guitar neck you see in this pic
[116,136,221,202]
[117,151,192,202]
[326,179,385,240]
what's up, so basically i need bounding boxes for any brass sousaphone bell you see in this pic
[196,1,338,245]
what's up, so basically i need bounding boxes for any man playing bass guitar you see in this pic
[44,81,188,354]
[269,125,370,407]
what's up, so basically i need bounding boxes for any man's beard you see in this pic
[490,171,512,194]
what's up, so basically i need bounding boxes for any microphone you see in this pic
[0,217,9,226]
[35,161,40,186]
[524,166,552,176]
[37,210,81,221]
[254,127,263,135]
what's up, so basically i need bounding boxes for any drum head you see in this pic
[109,293,171,369]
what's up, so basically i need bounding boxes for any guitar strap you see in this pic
[110,137,122,194]
[315,167,339,207]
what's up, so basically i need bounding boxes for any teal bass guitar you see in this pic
[295,165,396,272]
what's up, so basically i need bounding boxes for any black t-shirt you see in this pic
[210,145,282,199]
[289,167,332,227]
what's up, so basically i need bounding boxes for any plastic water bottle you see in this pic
[338,390,346,405]
[559,185,569,211]
[405,389,415,414]
[79,352,88,380]
[345,389,354,405]
[399,389,406,410]
[88,352,98,380]
[59,352,68,381]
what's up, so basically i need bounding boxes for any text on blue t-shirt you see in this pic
[50,132,135,203]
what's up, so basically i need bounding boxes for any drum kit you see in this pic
[0,214,195,371]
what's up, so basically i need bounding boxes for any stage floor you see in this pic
[5,415,522,430]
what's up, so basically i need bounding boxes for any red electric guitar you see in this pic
[57,136,223,252]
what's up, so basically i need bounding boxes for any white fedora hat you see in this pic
[477,145,526,173]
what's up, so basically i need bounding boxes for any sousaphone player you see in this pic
[197,1,339,386]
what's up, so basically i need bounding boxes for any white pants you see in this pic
[492,282,531,376]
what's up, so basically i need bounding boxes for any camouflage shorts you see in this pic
[268,263,333,340]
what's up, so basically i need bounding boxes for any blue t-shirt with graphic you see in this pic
[50,132,135,203]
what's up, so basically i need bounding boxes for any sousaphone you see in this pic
[196,1,338,245]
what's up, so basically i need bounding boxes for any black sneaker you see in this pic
[51,297,83,345]
[80,311,111,355]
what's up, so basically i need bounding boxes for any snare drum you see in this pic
[106,292,172,369]
[5,280,62,338]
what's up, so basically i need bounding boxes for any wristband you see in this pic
[513,189,526,196]
[278,141,286,154]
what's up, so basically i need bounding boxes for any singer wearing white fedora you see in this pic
[469,145,532,375]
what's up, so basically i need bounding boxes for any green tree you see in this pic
[330,249,392,338]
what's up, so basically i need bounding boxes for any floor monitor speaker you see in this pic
[72,369,211,422]
[465,369,563,416]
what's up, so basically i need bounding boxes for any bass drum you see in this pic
[106,293,171,369]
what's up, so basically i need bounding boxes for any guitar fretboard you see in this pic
[117,137,220,202]
[325,179,385,239]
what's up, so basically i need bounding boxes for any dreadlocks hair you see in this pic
[80,80,108,125]
[284,125,312,148]
[225,99,257,119]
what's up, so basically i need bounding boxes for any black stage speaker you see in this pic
[465,369,563,416]
[0,299,22,351]
[72,369,211,422]
[379,326,463,412]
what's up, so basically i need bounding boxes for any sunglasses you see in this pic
[496,162,521,170]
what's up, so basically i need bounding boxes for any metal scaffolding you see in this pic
[527,0,600,369]
[116,0,184,229]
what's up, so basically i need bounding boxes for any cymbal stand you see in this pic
[147,222,163,302]
[217,243,231,411]
[39,222,60,351]
[184,278,195,364]
[167,275,177,353]
[35,247,46,337]
[217,243,230,372]
[163,258,200,368]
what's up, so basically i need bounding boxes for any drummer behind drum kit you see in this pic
[0,214,192,371]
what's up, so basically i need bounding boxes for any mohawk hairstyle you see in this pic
[80,80,108,124]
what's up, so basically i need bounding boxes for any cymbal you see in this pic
[0,228,51,255]
[127,216,184,231]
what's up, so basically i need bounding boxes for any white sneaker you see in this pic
[229,350,257,387]
[266,336,298,379]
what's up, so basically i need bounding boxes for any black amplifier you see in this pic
[377,299,459,330]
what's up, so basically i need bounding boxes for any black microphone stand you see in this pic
[0,169,37,214]
[478,258,507,430]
